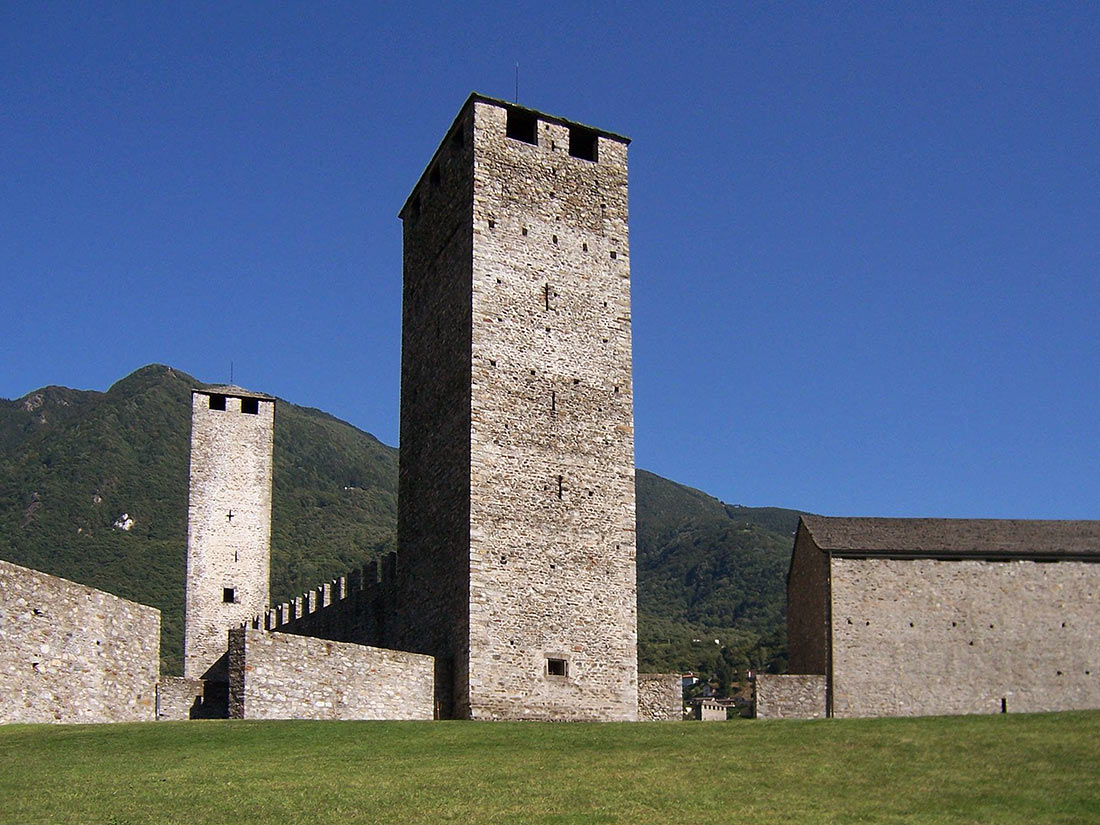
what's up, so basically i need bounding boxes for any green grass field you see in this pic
[2,711,1098,824]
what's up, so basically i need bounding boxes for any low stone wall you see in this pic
[228,628,435,720]
[638,673,682,721]
[156,676,205,720]
[0,559,160,724]
[754,674,827,719]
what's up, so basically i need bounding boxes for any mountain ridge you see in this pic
[0,365,801,680]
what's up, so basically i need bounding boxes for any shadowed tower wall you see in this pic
[184,387,275,679]
[397,94,637,720]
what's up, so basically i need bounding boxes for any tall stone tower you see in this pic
[184,386,275,679]
[396,94,637,720]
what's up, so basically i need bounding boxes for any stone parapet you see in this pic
[228,628,435,720]
[638,673,682,721]
[754,674,827,719]
[156,676,205,720]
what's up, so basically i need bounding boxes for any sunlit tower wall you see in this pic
[183,386,275,679]
[397,94,637,720]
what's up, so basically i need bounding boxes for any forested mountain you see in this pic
[0,365,802,680]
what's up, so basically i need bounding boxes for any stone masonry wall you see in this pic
[264,556,396,649]
[0,559,159,723]
[638,673,682,721]
[156,676,205,720]
[185,390,274,679]
[464,99,638,721]
[831,557,1100,717]
[786,523,829,676]
[396,96,638,721]
[754,674,826,719]
[395,103,475,718]
[227,628,434,720]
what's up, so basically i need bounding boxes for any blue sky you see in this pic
[3,3,1098,518]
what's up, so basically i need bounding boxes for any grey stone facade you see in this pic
[0,559,159,724]
[754,674,826,719]
[787,515,1100,718]
[395,95,638,720]
[637,673,682,721]
[227,628,434,720]
[184,387,275,679]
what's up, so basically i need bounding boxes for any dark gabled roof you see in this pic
[193,385,274,401]
[800,514,1100,560]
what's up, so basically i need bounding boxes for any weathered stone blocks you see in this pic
[0,559,159,724]
[396,95,638,720]
[754,674,826,719]
[227,628,434,720]
[184,387,274,679]
[638,673,682,721]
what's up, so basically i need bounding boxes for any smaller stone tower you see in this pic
[183,386,275,679]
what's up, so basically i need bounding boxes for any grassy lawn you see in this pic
[1,711,1098,824]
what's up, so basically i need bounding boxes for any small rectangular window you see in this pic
[568,126,598,162]
[547,658,567,677]
[506,108,538,145]
[208,394,226,411]
[223,587,236,603]
[240,397,259,415]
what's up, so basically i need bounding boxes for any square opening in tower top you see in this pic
[547,658,568,677]
[506,108,538,145]
[240,397,259,415]
[569,126,598,162]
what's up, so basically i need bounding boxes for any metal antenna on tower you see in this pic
[515,63,519,103]
[230,360,234,384]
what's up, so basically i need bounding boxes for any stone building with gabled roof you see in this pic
[778,515,1100,718]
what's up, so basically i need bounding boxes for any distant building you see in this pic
[693,698,728,721]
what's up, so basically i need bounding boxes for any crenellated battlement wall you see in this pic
[250,552,400,649]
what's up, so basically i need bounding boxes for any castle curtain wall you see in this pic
[0,559,160,724]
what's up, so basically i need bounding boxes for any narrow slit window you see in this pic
[208,394,226,411]
[557,475,563,499]
[547,658,568,677]
[551,391,556,416]
[568,126,598,162]
[506,108,538,145]
[544,283,551,310]
[223,587,236,603]
[240,397,259,415]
